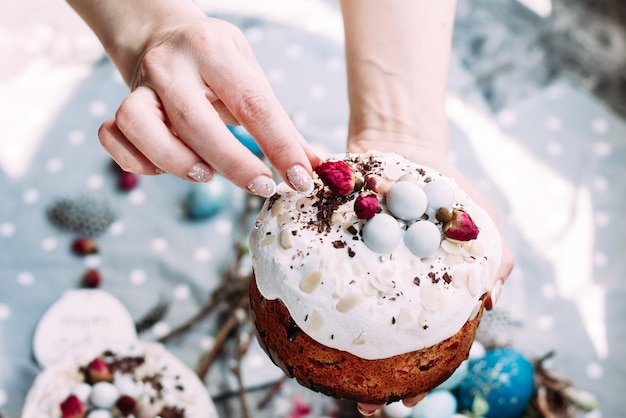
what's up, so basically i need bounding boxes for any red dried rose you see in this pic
[87,357,113,383]
[71,237,98,256]
[354,193,380,219]
[60,395,85,418]
[437,208,479,241]
[116,395,137,416]
[314,160,355,195]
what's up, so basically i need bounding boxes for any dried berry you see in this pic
[440,208,479,241]
[72,237,98,256]
[116,395,137,416]
[314,160,355,195]
[354,193,380,219]
[60,395,85,418]
[118,171,139,191]
[81,269,101,288]
[87,357,113,383]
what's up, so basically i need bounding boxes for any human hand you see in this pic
[98,15,320,197]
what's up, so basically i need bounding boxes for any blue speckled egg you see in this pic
[456,347,534,418]
[184,177,230,220]
[362,213,403,254]
[423,180,455,211]
[227,125,263,156]
[386,181,428,221]
[411,390,457,418]
[404,220,441,258]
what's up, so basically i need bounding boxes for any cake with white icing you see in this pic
[21,342,218,418]
[248,151,502,403]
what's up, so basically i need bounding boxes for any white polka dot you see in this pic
[199,336,215,351]
[547,85,565,99]
[89,100,107,117]
[308,84,326,100]
[0,304,10,320]
[151,321,170,338]
[86,174,105,190]
[326,57,343,73]
[17,272,34,286]
[151,237,168,252]
[173,284,191,300]
[23,188,40,204]
[594,212,610,227]
[285,43,303,59]
[536,315,554,330]
[193,247,212,262]
[40,237,58,251]
[46,157,64,173]
[586,362,603,379]
[593,251,608,268]
[129,269,147,285]
[267,68,285,84]
[0,222,16,237]
[84,255,101,269]
[591,118,610,134]
[68,129,86,145]
[108,221,125,236]
[0,389,6,406]
[244,27,264,43]
[546,141,563,156]
[245,353,267,369]
[540,283,557,300]
[215,219,233,235]
[129,189,146,205]
[497,109,517,127]
[291,111,308,127]
[593,141,612,157]
[592,176,609,193]
[544,116,563,132]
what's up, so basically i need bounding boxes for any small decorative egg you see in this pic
[383,401,413,418]
[362,213,403,254]
[184,177,230,220]
[411,390,457,418]
[437,358,469,391]
[114,373,140,397]
[456,347,534,418]
[469,340,486,360]
[404,221,441,258]
[71,382,92,402]
[423,181,454,211]
[87,410,114,418]
[227,125,263,156]
[386,181,428,221]
[90,382,120,409]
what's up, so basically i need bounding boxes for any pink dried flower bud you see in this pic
[441,208,479,241]
[60,395,85,418]
[354,193,380,219]
[314,160,355,195]
[363,174,390,196]
[116,395,137,416]
[71,237,98,256]
[87,357,113,383]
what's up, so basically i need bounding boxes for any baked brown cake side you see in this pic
[250,275,485,404]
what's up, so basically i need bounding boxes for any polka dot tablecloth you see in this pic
[1,10,625,418]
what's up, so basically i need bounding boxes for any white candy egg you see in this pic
[411,390,457,418]
[386,181,428,221]
[383,401,414,418]
[362,213,403,254]
[90,382,119,408]
[71,382,92,402]
[469,340,486,360]
[114,373,140,397]
[87,410,114,418]
[423,181,454,211]
[404,221,441,258]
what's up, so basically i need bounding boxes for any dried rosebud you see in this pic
[71,237,98,256]
[363,174,390,196]
[116,395,137,416]
[442,208,479,241]
[118,171,139,191]
[314,160,355,195]
[60,395,85,418]
[354,193,380,219]
[87,357,113,383]
[81,269,101,288]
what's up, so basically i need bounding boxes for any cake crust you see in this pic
[250,275,485,404]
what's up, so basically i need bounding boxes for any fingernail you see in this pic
[247,175,277,198]
[403,393,427,407]
[155,168,166,175]
[489,279,503,309]
[357,404,380,416]
[187,162,214,183]
[286,164,313,194]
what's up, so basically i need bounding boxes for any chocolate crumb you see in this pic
[347,247,356,258]
[332,240,345,249]
[413,277,421,286]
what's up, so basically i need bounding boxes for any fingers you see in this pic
[357,393,427,416]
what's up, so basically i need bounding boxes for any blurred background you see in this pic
[1,0,624,417]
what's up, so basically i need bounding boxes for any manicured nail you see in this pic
[187,162,214,183]
[489,279,503,309]
[247,175,277,198]
[357,404,380,416]
[402,393,427,407]
[155,167,166,175]
[286,164,313,194]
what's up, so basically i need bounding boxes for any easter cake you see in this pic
[248,151,502,404]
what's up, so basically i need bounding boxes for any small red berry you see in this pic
[60,395,85,418]
[81,269,101,288]
[354,193,380,219]
[71,237,98,256]
[118,171,139,191]
[314,160,356,195]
